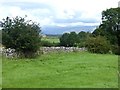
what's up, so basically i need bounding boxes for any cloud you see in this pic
[1,2,52,10]
[0,0,119,34]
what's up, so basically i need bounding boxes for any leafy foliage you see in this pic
[93,7,120,45]
[60,33,70,47]
[111,45,120,55]
[78,31,92,47]
[86,36,110,54]
[60,31,90,47]
[68,32,79,47]
[1,16,41,58]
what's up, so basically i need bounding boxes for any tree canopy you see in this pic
[93,7,120,45]
[60,32,78,47]
[60,31,91,47]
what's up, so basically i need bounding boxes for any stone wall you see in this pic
[40,47,87,54]
[0,47,17,58]
[1,47,87,58]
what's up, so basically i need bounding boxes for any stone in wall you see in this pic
[0,47,87,58]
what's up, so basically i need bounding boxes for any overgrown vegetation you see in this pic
[85,36,110,54]
[93,7,120,55]
[1,16,41,58]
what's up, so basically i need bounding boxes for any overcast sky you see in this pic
[0,0,119,34]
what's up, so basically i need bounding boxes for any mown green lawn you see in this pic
[2,52,118,88]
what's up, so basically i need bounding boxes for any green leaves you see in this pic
[86,36,110,54]
[60,32,79,47]
[1,16,41,58]
[94,8,120,45]
[60,31,91,47]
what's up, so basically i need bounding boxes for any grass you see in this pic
[41,36,60,43]
[2,52,118,88]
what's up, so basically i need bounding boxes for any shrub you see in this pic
[1,16,41,58]
[111,45,120,55]
[85,36,110,54]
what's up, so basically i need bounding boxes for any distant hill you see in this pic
[41,25,98,35]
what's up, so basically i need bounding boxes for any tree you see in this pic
[92,7,120,55]
[1,16,41,58]
[78,31,92,47]
[60,33,69,46]
[68,32,79,47]
[60,32,79,47]
[93,8,120,45]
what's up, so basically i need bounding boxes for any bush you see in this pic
[86,36,110,54]
[111,45,120,55]
[78,40,86,48]
[1,16,41,58]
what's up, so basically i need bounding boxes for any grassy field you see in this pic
[41,36,60,43]
[2,52,118,88]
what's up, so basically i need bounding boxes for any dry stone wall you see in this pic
[0,47,17,58]
[40,47,87,54]
[1,47,87,58]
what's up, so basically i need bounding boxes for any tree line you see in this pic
[60,7,120,54]
[60,31,90,47]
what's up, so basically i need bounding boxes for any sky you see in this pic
[0,0,119,34]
